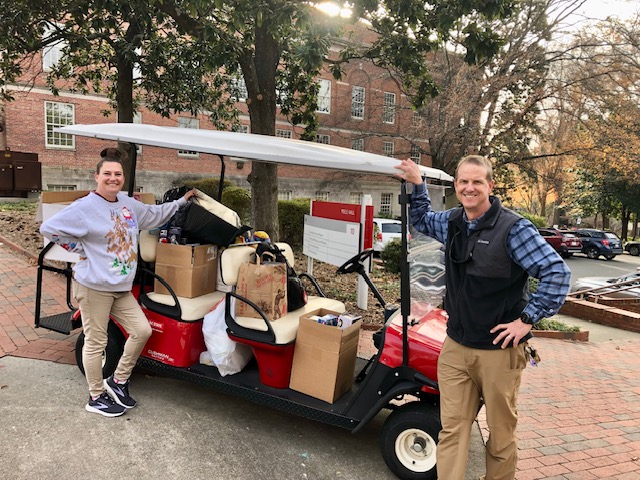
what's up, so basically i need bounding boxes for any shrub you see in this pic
[519,212,546,228]
[222,186,251,225]
[278,198,310,248]
[173,177,231,200]
[380,238,402,273]
[533,318,580,332]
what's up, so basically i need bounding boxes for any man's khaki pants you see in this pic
[436,336,526,480]
[74,282,152,398]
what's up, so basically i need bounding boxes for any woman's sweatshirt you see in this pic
[40,191,186,292]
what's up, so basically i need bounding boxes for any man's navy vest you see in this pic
[444,196,530,349]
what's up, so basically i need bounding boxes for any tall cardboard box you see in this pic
[289,309,361,403]
[154,243,218,298]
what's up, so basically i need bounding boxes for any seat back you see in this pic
[139,230,159,263]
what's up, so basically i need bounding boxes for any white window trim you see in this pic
[276,129,292,139]
[178,117,200,157]
[352,86,365,119]
[383,141,395,157]
[316,134,330,145]
[380,193,392,215]
[352,138,364,151]
[317,79,331,114]
[42,24,66,72]
[383,92,396,124]
[44,101,75,149]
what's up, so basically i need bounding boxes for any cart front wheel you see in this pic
[381,402,440,480]
[75,321,125,378]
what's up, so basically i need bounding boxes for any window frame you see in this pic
[317,79,331,114]
[177,117,200,158]
[383,141,395,157]
[44,101,75,149]
[382,92,396,124]
[351,86,365,119]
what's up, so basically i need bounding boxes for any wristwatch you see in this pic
[520,313,534,325]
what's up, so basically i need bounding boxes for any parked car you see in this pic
[537,228,582,258]
[373,218,403,253]
[575,228,623,260]
[570,271,640,299]
[624,241,640,256]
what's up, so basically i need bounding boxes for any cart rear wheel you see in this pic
[75,321,125,378]
[381,402,440,480]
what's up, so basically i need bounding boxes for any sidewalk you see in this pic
[2,241,640,479]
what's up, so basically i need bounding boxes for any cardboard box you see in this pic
[154,243,218,298]
[289,309,361,403]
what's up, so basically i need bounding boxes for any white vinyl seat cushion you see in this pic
[232,296,346,344]
[146,291,225,321]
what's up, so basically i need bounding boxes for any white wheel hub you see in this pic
[395,428,437,472]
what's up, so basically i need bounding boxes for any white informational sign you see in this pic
[303,215,360,267]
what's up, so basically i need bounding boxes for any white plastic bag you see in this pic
[202,298,253,376]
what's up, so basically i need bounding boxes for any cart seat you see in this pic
[231,297,346,344]
[145,291,225,321]
[221,243,346,388]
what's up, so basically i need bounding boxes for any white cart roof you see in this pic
[58,123,453,181]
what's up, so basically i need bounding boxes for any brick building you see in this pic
[0,29,447,215]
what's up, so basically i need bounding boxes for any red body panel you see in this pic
[379,304,448,394]
[141,308,206,367]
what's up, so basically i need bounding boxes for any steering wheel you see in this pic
[337,249,375,274]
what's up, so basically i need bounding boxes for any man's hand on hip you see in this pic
[490,319,532,349]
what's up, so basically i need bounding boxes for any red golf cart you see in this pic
[34,124,453,479]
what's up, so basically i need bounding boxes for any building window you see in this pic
[276,129,292,139]
[315,191,330,201]
[383,92,396,124]
[42,24,66,71]
[350,192,363,205]
[45,101,75,149]
[352,86,365,119]
[231,75,248,102]
[278,190,293,201]
[410,144,421,164]
[317,79,331,114]
[315,134,330,145]
[380,193,392,215]
[178,117,199,157]
[412,111,423,127]
[232,124,249,133]
[352,138,364,151]
[47,184,76,191]
[133,112,143,154]
[383,141,394,157]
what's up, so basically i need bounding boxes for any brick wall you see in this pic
[560,298,640,333]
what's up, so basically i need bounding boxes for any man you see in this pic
[395,155,570,480]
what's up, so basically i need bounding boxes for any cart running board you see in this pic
[37,312,76,335]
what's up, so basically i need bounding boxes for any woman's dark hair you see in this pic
[96,147,125,174]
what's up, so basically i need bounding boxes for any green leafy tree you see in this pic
[2,0,515,238]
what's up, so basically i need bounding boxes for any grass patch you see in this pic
[0,202,37,213]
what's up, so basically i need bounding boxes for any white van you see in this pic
[373,217,403,253]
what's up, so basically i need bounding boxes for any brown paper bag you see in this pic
[235,256,288,321]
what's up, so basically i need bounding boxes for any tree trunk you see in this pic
[115,48,135,192]
[244,23,280,240]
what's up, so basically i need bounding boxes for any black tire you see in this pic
[561,252,573,259]
[605,254,616,260]
[629,245,640,256]
[75,321,125,378]
[380,402,441,480]
[586,247,600,260]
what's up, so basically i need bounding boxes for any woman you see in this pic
[41,147,196,417]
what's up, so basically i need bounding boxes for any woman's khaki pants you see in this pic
[436,336,527,480]
[74,282,152,398]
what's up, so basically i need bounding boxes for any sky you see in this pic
[563,0,638,25]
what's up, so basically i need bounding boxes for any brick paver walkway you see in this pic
[1,240,640,479]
